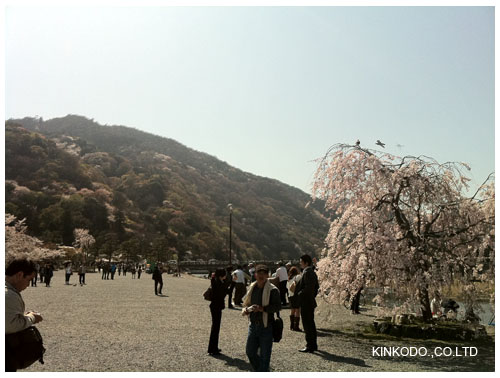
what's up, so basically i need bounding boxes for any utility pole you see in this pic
[228,203,233,266]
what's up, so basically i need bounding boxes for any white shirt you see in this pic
[232,269,245,283]
[276,266,288,282]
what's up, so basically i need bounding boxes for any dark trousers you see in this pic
[208,306,222,353]
[279,280,288,305]
[138,272,142,279]
[111,271,115,280]
[155,279,163,295]
[45,276,52,287]
[301,306,317,350]
[31,276,37,287]
[79,274,86,285]
[65,273,71,283]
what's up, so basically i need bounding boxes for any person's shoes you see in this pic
[299,347,317,353]
[208,351,221,356]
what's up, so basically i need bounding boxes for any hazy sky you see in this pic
[5,6,495,194]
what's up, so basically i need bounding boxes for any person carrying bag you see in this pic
[5,258,46,371]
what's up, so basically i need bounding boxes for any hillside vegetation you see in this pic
[5,115,328,263]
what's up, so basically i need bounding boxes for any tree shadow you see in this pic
[315,350,371,368]
[212,353,252,371]
[316,328,345,337]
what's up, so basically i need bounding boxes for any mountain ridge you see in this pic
[6,115,328,263]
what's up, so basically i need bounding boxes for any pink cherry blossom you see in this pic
[312,143,494,321]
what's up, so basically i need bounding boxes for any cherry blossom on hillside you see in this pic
[73,228,96,263]
[5,213,64,263]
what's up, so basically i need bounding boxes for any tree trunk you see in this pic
[418,287,432,322]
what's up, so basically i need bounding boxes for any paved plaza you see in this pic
[21,270,494,372]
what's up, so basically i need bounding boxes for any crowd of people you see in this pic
[207,254,320,371]
[98,262,144,281]
[26,259,151,290]
[5,255,320,372]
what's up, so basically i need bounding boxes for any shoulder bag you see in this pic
[203,286,213,301]
[5,326,46,370]
[272,312,284,342]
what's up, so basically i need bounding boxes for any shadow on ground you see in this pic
[213,354,252,371]
[315,350,371,368]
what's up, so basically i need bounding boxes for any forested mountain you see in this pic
[5,115,329,263]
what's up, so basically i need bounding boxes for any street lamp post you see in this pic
[228,203,233,266]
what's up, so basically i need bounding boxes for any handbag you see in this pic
[272,312,284,343]
[5,326,46,370]
[203,286,213,301]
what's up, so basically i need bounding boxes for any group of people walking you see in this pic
[29,262,54,288]
[99,262,143,281]
[207,254,320,372]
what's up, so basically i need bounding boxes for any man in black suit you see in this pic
[295,254,319,353]
[152,263,164,295]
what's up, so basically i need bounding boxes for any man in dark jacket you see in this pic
[152,263,164,295]
[44,263,54,287]
[295,254,319,353]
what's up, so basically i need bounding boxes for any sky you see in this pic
[4,5,495,194]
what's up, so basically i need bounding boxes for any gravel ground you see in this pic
[20,270,494,372]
